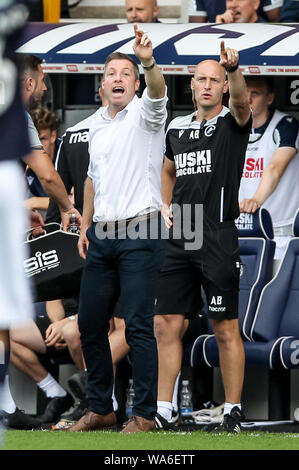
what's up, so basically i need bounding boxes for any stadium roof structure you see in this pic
[17,22,299,75]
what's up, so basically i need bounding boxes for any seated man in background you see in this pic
[25,107,61,215]
[2,300,78,428]
[215,0,266,23]
[188,0,282,22]
[280,0,299,22]
[239,76,299,268]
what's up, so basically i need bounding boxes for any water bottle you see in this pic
[125,379,135,419]
[67,213,80,234]
[179,380,193,423]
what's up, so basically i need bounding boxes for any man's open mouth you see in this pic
[112,86,125,94]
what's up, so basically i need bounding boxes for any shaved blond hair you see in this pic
[194,60,227,82]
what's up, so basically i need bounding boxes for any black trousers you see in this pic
[78,218,166,421]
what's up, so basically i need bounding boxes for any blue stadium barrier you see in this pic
[188,209,299,419]
[269,209,299,371]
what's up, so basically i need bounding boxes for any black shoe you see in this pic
[61,398,88,422]
[155,413,175,430]
[211,406,244,434]
[1,408,41,430]
[67,371,87,401]
[115,408,128,425]
[37,392,74,424]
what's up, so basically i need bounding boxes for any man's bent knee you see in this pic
[212,318,241,344]
[154,314,185,344]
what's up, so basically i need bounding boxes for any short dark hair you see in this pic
[245,76,275,94]
[104,52,139,80]
[17,54,42,80]
[31,107,57,133]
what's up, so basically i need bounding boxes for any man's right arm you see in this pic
[161,157,176,229]
[78,176,94,259]
[23,149,72,211]
[23,149,81,230]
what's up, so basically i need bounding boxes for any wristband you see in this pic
[226,62,239,73]
[141,58,156,70]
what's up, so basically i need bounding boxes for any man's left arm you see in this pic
[219,41,251,128]
[240,116,299,212]
[239,146,296,213]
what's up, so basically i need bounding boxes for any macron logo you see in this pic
[179,130,185,139]
[69,131,89,144]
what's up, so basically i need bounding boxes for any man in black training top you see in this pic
[154,41,251,433]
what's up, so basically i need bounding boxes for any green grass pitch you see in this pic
[2,429,299,451]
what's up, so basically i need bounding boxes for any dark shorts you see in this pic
[34,301,74,364]
[155,223,241,321]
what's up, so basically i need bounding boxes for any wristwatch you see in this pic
[141,58,156,70]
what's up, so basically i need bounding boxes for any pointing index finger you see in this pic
[220,40,225,53]
[134,22,141,37]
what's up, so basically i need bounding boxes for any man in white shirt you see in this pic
[66,24,168,433]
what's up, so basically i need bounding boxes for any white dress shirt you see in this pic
[88,87,168,222]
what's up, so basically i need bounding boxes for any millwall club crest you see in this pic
[204,125,216,137]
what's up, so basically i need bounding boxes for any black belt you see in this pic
[97,210,160,231]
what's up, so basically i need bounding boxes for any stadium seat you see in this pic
[268,209,299,370]
[243,209,299,367]
[191,209,299,419]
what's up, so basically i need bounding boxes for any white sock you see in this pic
[224,402,241,416]
[37,373,67,398]
[157,400,173,421]
[112,384,118,412]
[172,372,181,413]
[0,375,16,414]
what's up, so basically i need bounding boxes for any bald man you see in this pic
[216,0,264,23]
[125,0,160,23]
[154,42,252,433]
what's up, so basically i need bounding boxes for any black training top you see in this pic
[165,107,252,227]
[46,109,101,223]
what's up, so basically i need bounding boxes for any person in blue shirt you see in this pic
[215,0,265,23]
[280,0,299,22]
[188,0,282,22]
